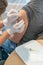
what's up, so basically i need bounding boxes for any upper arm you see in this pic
[9,10,29,43]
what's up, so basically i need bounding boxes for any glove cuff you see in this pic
[3,19,7,26]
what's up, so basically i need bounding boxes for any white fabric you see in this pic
[15,40,43,65]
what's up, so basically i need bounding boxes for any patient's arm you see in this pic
[37,35,43,39]
[9,10,29,43]
[37,33,43,39]
[37,40,43,46]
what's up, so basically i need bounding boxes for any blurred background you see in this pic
[2,0,30,20]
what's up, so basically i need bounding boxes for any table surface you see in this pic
[5,51,26,65]
[4,40,43,65]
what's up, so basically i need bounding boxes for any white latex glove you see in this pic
[7,19,25,35]
[3,9,21,27]
[3,9,25,35]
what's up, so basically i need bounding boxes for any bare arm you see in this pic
[37,35,43,39]
[9,10,29,43]
[37,40,43,46]
[0,31,10,46]
[0,17,10,45]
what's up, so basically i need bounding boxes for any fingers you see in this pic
[7,9,21,25]
[13,20,24,28]
[13,20,25,33]
[16,21,24,29]
[7,9,20,18]
[8,9,18,14]
[7,13,19,21]
[17,24,25,33]
[15,24,25,33]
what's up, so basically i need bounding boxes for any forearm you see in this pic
[37,36,43,39]
[0,31,10,46]
[37,40,43,46]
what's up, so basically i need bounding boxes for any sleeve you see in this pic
[38,33,43,36]
[22,3,34,22]
[38,32,43,39]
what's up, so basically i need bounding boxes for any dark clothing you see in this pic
[0,47,8,61]
[18,0,43,45]
[0,47,7,65]
[0,60,5,65]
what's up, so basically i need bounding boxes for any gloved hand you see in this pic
[7,19,25,35]
[3,9,21,27]
[3,9,25,35]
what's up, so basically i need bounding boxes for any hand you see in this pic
[7,19,25,35]
[3,9,25,35]
[3,9,21,27]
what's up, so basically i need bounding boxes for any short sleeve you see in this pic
[22,3,34,22]
[38,33,43,39]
